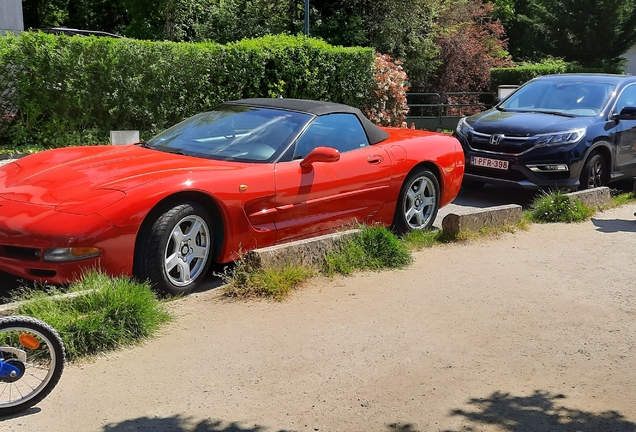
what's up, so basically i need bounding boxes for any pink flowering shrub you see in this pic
[365,53,409,127]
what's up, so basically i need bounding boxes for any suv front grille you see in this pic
[468,131,537,156]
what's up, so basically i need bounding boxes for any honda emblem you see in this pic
[490,134,504,145]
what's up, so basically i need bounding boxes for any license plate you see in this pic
[470,156,509,170]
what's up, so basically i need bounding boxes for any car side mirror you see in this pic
[300,146,341,168]
[611,106,636,121]
[492,97,502,106]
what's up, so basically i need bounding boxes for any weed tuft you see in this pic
[323,225,411,275]
[527,190,595,223]
[221,258,315,301]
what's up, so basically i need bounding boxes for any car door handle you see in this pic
[367,155,384,164]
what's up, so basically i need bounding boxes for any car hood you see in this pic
[466,108,598,136]
[0,145,251,205]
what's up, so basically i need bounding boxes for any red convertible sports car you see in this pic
[0,98,464,295]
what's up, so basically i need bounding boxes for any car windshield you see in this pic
[499,79,616,117]
[146,105,312,162]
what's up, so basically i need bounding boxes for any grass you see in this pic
[220,259,316,301]
[526,190,595,223]
[323,225,412,275]
[221,225,412,299]
[9,270,171,361]
[609,189,636,208]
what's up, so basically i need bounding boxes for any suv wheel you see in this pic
[579,151,606,190]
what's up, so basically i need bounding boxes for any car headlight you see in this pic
[534,128,586,147]
[43,247,101,262]
[455,117,472,138]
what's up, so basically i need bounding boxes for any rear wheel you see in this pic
[579,151,607,190]
[392,168,440,234]
[134,202,214,296]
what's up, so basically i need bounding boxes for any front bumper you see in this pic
[458,136,584,190]
[0,198,136,284]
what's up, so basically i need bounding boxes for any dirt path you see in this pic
[4,205,636,432]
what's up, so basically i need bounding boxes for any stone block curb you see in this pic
[567,186,611,208]
[442,204,523,234]
[245,229,360,270]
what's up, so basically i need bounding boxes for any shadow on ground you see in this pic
[99,390,636,432]
[103,417,268,432]
[591,218,636,233]
[442,390,636,432]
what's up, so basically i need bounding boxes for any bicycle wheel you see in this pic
[0,316,65,416]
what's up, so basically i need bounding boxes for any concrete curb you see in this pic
[568,186,611,208]
[440,186,612,235]
[245,229,360,270]
[442,204,523,234]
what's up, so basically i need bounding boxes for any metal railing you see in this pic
[406,91,496,131]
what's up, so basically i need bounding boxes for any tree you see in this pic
[533,0,636,65]
[194,0,295,43]
[488,0,636,65]
[67,0,128,34]
[430,0,512,108]
[22,0,68,29]
[310,0,442,87]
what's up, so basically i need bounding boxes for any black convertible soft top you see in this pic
[226,98,390,145]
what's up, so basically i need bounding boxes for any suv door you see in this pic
[612,84,636,173]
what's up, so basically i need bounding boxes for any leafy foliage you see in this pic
[428,0,512,98]
[311,0,442,87]
[490,0,636,66]
[365,54,409,127]
[0,32,374,149]
[527,191,595,223]
[194,0,295,44]
[490,57,624,89]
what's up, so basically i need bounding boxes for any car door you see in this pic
[612,84,636,173]
[273,113,392,243]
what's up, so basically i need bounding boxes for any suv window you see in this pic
[293,114,369,159]
[615,84,636,114]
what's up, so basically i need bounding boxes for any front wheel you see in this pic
[579,151,607,190]
[134,202,214,296]
[392,168,440,234]
[0,316,65,416]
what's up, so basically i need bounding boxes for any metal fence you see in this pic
[405,92,496,132]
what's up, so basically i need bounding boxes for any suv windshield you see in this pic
[499,79,616,117]
[146,105,312,162]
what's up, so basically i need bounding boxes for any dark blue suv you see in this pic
[455,74,636,190]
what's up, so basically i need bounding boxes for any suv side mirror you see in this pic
[611,106,636,120]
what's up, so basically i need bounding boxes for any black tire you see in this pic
[134,202,214,296]
[461,179,485,190]
[0,316,65,416]
[579,151,607,190]
[392,168,440,234]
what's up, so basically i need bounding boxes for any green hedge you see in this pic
[0,33,374,149]
[490,59,625,90]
